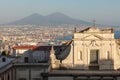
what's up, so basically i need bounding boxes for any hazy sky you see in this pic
[0,0,120,26]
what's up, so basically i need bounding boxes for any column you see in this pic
[12,68,15,80]
[29,68,31,80]
[3,73,6,80]
[5,73,8,80]
[0,76,4,80]
[9,71,12,80]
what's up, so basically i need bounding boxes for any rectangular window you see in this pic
[90,50,99,64]
[78,51,82,60]
[107,51,110,60]
[24,57,28,63]
[2,58,6,62]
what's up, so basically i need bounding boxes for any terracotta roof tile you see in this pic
[12,45,61,51]
[12,46,38,50]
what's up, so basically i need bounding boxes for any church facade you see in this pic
[54,27,120,70]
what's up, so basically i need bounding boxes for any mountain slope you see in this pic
[8,12,91,25]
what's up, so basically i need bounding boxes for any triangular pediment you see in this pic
[81,34,104,40]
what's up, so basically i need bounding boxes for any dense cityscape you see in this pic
[0,25,75,54]
[0,0,120,80]
[0,25,120,80]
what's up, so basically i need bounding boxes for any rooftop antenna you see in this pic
[93,19,96,26]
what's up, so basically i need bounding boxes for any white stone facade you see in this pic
[61,27,120,70]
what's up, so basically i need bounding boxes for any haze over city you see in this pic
[0,0,120,26]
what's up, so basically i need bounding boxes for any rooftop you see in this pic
[12,45,61,51]
[79,27,114,33]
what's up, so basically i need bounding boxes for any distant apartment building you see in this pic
[0,46,52,80]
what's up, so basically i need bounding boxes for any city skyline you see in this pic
[0,0,120,26]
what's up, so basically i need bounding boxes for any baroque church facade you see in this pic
[52,27,120,70]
